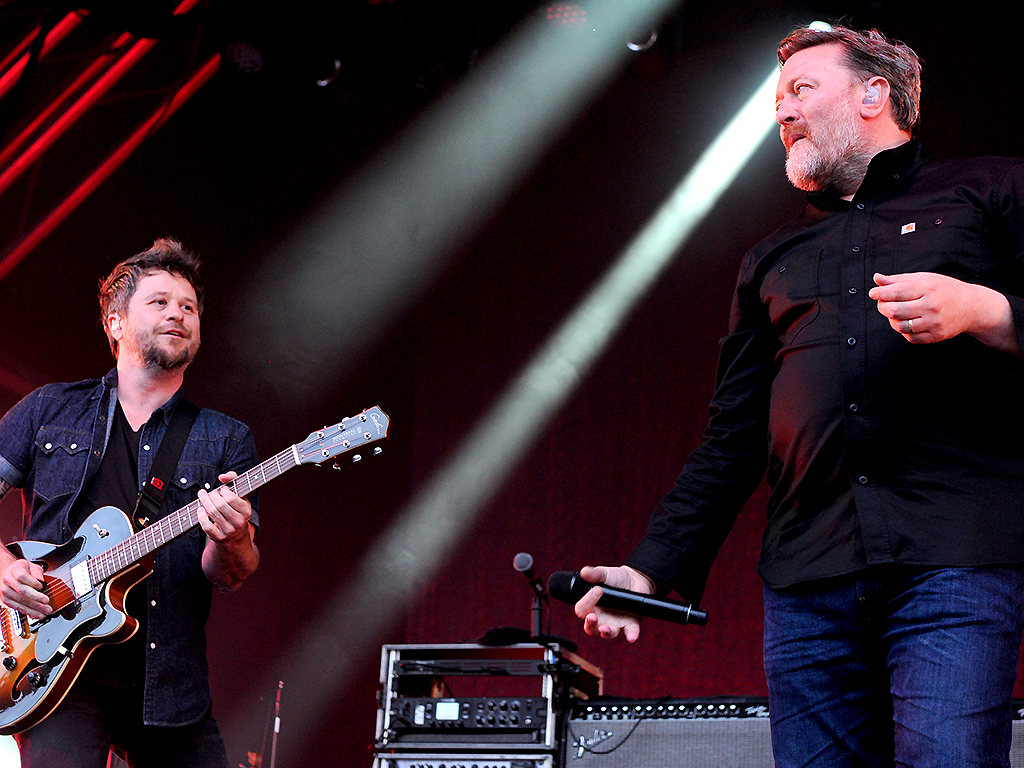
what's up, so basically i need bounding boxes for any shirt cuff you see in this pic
[1008,294,1024,356]
[0,454,23,488]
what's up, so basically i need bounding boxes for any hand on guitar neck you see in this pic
[197,471,260,593]
[0,406,389,737]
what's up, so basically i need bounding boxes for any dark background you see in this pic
[1,1,1023,765]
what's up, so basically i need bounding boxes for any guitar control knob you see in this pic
[2,657,15,671]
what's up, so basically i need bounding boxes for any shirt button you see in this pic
[180,477,187,484]
[847,337,857,346]
[849,404,859,412]
[778,265,787,273]
[848,287,858,294]
[857,203,866,210]
[858,475,869,485]
[44,443,52,450]
[150,600,157,607]
[143,445,151,451]
[851,246,861,253]
[150,642,157,650]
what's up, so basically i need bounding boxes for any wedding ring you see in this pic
[908,318,914,334]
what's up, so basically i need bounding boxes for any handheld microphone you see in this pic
[547,571,708,626]
[513,552,548,599]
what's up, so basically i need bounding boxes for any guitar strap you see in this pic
[132,397,200,530]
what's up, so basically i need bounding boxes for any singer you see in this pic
[576,25,1024,768]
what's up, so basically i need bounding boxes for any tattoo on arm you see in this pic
[0,479,11,503]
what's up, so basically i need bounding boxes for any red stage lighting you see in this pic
[546,4,588,28]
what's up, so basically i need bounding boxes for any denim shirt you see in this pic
[0,369,259,725]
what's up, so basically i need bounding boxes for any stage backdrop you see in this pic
[1,4,1024,768]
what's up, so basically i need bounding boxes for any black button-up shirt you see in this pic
[627,140,1024,601]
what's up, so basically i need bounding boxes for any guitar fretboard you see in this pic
[86,446,298,584]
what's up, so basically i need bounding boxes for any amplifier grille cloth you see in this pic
[563,711,1024,767]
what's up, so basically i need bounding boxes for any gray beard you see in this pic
[785,108,873,196]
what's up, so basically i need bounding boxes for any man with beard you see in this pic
[0,239,259,767]
[574,25,1024,768]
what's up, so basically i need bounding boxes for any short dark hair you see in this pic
[778,25,922,135]
[98,238,204,358]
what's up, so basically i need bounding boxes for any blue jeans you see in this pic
[763,567,1024,768]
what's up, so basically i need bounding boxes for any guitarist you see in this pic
[0,239,259,767]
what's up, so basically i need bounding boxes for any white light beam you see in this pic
[229,65,781,764]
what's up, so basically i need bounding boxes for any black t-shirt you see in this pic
[68,400,146,692]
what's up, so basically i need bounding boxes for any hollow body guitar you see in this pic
[0,406,389,735]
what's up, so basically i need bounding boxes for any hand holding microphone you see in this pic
[549,565,707,643]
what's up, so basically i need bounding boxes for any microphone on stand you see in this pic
[513,552,548,638]
[476,553,576,650]
[513,552,548,600]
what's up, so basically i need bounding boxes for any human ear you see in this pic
[860,76,890,117]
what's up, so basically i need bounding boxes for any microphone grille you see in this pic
[513,552,534,572]
[547,571,585,603]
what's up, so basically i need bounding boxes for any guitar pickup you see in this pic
[69,562,92,598]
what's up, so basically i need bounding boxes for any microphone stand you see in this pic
[531,590,543,638]
[268,681,283,768]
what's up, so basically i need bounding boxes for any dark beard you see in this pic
[137,332,198,371]
[142,344,193,371]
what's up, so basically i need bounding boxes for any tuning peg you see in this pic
[373,447,383,456]
[331,463,341,471]
[353,454,362,462]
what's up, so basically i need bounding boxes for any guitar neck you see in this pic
[87,445,299,584]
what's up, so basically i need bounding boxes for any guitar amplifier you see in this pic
[563,697,773,768]
[565,698,1024,767]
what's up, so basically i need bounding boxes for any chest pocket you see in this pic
[165,470,214,538]
[894,206,992,282]
[761,251,827,346]
[32,427,90,501]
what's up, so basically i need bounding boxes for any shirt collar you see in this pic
[102,367,184,426]
[806,138,930,211]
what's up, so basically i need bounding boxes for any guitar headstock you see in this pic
[295,406,390,465]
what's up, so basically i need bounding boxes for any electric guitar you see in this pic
[0,406,389,735]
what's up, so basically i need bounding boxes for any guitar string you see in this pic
[0,418,380,696]
[31,418,375,617]
[87,447,299,584]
